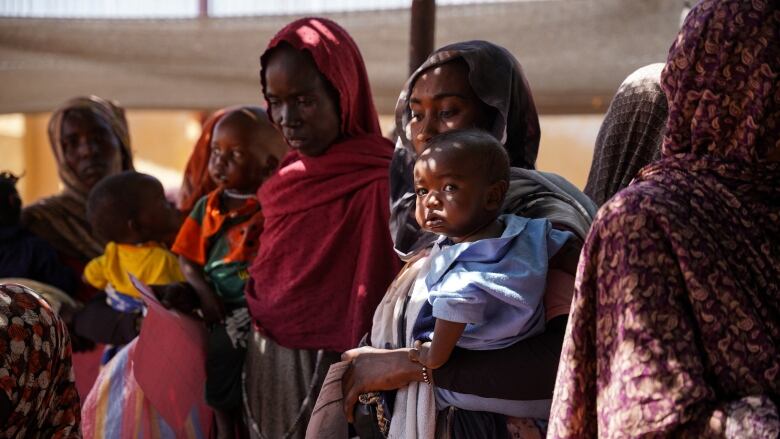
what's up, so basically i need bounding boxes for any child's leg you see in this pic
[206,322,248,437]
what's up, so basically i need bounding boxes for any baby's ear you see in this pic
[486,180,508,211]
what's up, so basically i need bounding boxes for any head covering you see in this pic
[177,109,227,213]
[21,96,134,261]
[176,105,283,214]
[0,283,81,437]
[396,40,540,169]
[584,63,666,207]
[550,1,780,437]
[260,17,381,138]
[390,41,595,256]
[247,17,401,352]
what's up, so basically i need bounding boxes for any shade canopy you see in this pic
[0,0,685,114]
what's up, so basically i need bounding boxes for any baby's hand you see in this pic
[152,283,198,314]
[200,293,226,325]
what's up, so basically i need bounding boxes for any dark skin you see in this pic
[178,112,285,439]
[86,176,181,247]
[179,113,283,325]
[58,110,124,343]
[264,44,341,157]
[61,109,123,190]
[340,61,511,422]
[409,146,508,369]
[408,59,495,155]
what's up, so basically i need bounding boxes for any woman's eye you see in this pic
[410,112,422,122]
[297,96,314,105]
[439,109,457,119]
[232,150,243,159]
[443,184,457,192]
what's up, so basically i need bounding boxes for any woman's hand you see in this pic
[340,346,421,423]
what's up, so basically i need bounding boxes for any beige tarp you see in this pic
[0,0,685,115]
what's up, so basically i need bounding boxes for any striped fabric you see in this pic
[82,340,211,439]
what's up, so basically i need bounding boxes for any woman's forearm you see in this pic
[432,315,567,400]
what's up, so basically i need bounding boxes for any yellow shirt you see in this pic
[84,242,185,298]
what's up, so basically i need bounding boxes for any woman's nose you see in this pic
[416,113,438,145]
[77,136,100,157]
[278,103,301,127]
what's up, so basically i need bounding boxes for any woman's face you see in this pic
[408,60,494,156]
[264,46,341,157]
[61,110,123,190]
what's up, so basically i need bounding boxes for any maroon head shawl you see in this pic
[550,1,780,437]
[247,17,401,352]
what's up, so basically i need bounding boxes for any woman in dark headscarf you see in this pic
[22,96,134,265]
[338,41,596,438]
[550,1,780,437]
[390,41,595,255]
[584,63,667,207]
[20,96,136,396]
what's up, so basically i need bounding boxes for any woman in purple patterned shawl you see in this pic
[549,0,780,437]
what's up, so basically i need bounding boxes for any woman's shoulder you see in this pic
[589,180,682,246]
[21,193,77,221]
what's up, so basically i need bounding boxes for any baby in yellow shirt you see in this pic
[84,171,184,316]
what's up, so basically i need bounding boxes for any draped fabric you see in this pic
[177,109,227,214]
[584,63,666,207]
[247,137,401,352]
[550,1,780,437]
[0,283,81,438]
[389,40,595,256]
[21,95,134,262]
[248,17,401,352]
[259,17,381,138]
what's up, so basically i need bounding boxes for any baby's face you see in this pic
[208,116,270,193]
[413,147,494,242]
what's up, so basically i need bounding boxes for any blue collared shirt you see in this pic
[412,214,572,350]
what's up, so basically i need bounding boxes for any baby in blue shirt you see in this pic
[409,129,572,415]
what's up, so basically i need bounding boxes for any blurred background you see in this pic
[0,0,687,204]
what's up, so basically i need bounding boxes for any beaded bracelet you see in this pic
[421,365,432,385]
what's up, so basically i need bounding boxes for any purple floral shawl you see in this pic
[550,1,780,437]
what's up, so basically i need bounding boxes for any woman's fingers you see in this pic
[341,362,358,422]
[341,345,381,361]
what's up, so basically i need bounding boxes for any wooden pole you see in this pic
[409,0,436,75]
[199,0,208,18]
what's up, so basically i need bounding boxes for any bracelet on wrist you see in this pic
[421,365,432,385]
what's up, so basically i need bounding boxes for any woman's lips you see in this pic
[288,138,305,149]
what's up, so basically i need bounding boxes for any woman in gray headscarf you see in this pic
[584,63,667,207]
[338,41,596,438]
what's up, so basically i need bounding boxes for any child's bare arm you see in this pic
[178,255,225,324]
[409,319,467,369]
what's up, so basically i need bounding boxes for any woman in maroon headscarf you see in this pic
[243,17,402,438]
[549,1,780,437]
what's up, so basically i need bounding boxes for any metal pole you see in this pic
[409,0,436,75]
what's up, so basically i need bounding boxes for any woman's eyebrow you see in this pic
[409,93,468,104]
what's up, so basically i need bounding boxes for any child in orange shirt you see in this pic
[172,107,286,437]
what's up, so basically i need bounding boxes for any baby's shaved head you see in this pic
[421,129,510,184]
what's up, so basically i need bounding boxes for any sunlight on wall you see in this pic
[7,110,599,208]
